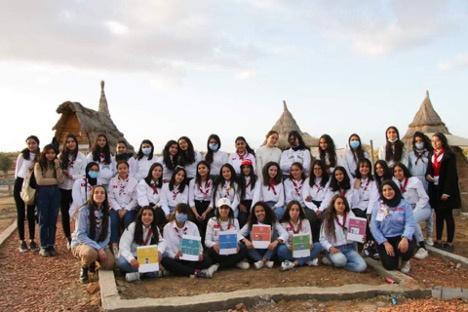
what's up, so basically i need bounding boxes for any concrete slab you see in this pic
[432,286,468,299]
[0,221,16,247]
[427,245,468,268]
[364,258,417,287]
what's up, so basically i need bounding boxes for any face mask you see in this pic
[142,147,152,156]
[415,142,424,150]
[208,143,219,151]
[349,140,360,149]
[388,138,398,143]
[175,212,188,223]
[88,171,99,179]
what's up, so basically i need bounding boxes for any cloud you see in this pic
[438,53,468,71]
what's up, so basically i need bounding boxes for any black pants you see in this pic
[377,236,416,270]
[59,188,72,240]
[435,208,455,243]
[207,244,248,269]
[161,256,212,276]
[304,207,321,243]
[190,200,213,243]
[238,199,252,229]
[14,178,36,241]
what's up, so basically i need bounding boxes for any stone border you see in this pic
[364,258,417,286]
[0,221,17,247]
[427,245,468,268]
[432,287,468,300]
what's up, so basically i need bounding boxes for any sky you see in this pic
[0,0,467,153]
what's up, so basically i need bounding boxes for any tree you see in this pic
[0,153,13,176]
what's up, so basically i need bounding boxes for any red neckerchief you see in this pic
[172,185,181,200]
[361,178,370,192]
[174,223,188,239]
[313,179,323,193]
[224,181,232,197]
[399,178,409,193]
[339,188,347,197]
[99,152,105,163]
[143,227,153,245]
[237,151,246,160]
[118,176,129,196]
[198,179,212,197]
[288,219,302,234]
[432,148,445,176]
[150,180,159,194]
[292,179,303,196]
[268,179,277,195]
[336,212,347,230]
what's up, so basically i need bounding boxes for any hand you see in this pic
[329,247,339,254]
[54,159,61,169]
[243,239,253,249]
[98,249,107,262]
[398,237,409,253]
[426,175,434,182]
[305,195,312,202]
[175,251,182,259]
[130,258,139,269]
[384,242,394,256]
[354,179,362,189]
[315,209,321,217]
[268,240,279,251]
[239,204,248,213]
[200,212,207,220]
[213,244,220,254]
[118,209,127,219]
[441,194,450,201]
[199,254,204,262]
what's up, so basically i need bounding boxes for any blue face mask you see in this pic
[175,212,188,223]
[350,140,360,149]
[208,143,219,151]
[142,147,152,156]
[88,170,99,179]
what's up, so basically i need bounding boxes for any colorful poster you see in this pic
[137,245,159,273]
[347,216,367,243]
[292,233,311,258]
[180,235,201,261]
[251,224,271,249]
[219,230,238,255]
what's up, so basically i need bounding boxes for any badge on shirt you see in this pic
[376,206,388,222]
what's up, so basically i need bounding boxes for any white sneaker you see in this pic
[236,261,250,270]
[426,238,434,246]
[125,272,140,282]
[321,257,332,266]
[254,260,264,269]
[265,261,274,268]
[414,248,429,260]
[400,260,411,274]
[307,258,319,267]
[207,264,220,276]
[280,260,295,271]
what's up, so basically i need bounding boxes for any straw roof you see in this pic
[269,101,319,150]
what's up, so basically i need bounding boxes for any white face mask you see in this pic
[415,142,424,150]
[388,138,398,143]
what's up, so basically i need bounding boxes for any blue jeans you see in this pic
[325,244,367,273]
[110,209,137,243]
[265,201,285,220]
[277,243,323,266]
[117,255,138,273]
[37,186,61,248]
[247,247,277,262]
[413,207,432,243]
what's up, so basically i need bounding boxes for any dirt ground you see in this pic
[0,195,16,233]
[117,263,383,299]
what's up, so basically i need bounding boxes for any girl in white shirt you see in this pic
[228,136,256,175]
[58,134,86,246]
[280,131,311,176]
[253,162,285,220]
[213,164,240,218]
[160,140,179,183]
[86,134,115,187]
[117,206,166,282]
[135,139,157,181]
[256,130,281,180]
[189,161,214,241]
[352,158,379,218]
[322,166,357,211]
[205,134,229,180]
[178,136,203,180]
[114,140,137,179]
[277,200,323,271]
[70,162,99,220]
[160,167,189,219]
[378,126,408,168]
[284,162,306,207]
[343,133,369,179]
[317,134,339,174]
[238,159,260,228]
[319,195,367,272]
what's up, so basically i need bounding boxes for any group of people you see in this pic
[13,126,461,283]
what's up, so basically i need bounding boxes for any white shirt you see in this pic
[320,211,357,251]
[342,149,369,179]
[228,152,256,175]
[108,175,138,211]
[136,179,162,208]
[302,177,330,212]
[86,153,116,186]
[252,182,285,209]
[378,144,409,168]
[207,150,229,177]
[135,155,158,181]
[213,181,240,215]
[393,177,430,210]
[352,178,379,213]
[188,178,214,207]
[70,176,93,219]
[160,182,189,215]
[255,145,282,180]
[284,178,305,207]
[281,219,312,249]
[279,148,311,176]
[408,150,430,191]
[58,152,87,190]
[240,177,260,202]
[180,151,203,179]
[204,217,242,248]
[118,222,166,263]
[14,153,36,179]
[162,220,202,259]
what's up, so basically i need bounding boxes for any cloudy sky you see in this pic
[1,0,467,152]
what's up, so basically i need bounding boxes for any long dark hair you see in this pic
[393,162,412,179]
[21,135,40,161]
[355,158,374,180]
[348,133,366,163]
[239,161,257,200]
[247,201,276,230]
[195,161,211,186]
[91,134,112,164]
[380,180,403,207]
[329,166,351,192]
[162,140,179,171]
[136,139,155,161]
[87,185,110,242]
[213,163,238,203]
[235,136,255,156]
[262,161,282,186]
[288,131,306,150]
[60,133,79,169]
[432,132,450,151]
[169,167,187,192]
[177,136,196,165]
[133,206,160,245]
[385,126,404,163]
[280,200,306,223]
[374,160,392,189]
[38,144,57,174]
[115,139,134,162]
[205,134,221,165]
[318,134,337,168]
[309,159,330,187]
[323,195,350,242]
[144,162,163,188]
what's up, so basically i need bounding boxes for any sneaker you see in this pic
[29,241,39,252]
[39,247,50,257]
[433,241,443,249]
[400,260,411,274]
[442,243,454,253]
[236,261,250,270]
[321,256,332,266]
[194,269,211,279]
[80,267,89,284]
[425,238,434,246]
[125,272,140,282]
[307,258,319,267]
[280,260,295,271]
[206,264,220,276]
[141,271,161,279]
[48,246,57,257]
[19,241,29,253]
[414,247,429,260]
[254,260,264,269]
[371,252,380,261]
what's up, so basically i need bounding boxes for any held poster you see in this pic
[180,235,201,261]
[251,224,271,249]
[136,245,159,273]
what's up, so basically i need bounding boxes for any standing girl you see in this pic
[319,195,367,272]
[34,144,64,256]
[280,131,311,176]
[426,132,461,252]
[378,126,408,168]
[189,161,214,240]
[343,133,368,179]
[205,134,228,180]
[374,160,392,190]
[256,131,281,180]
[71,185,114,283]
[238,159,260,228]
[114,139,137,178]
[240,201,288,269]
[71,162,99,220]
[160,140,179,183]
[14,135,40,252]
[322,166,357,211]
[86,134,115,186]
[278,200,322,271]
[58,134,86,247]
[135,139,157,181]
[178,136,203,180]
[229,136,256,176]
[160,167,189,221]
[253,162,285,219]
[213,164,240,218]
[317,134,339,174]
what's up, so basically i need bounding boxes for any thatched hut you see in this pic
[52,81,133,152]
[268,101,319,150]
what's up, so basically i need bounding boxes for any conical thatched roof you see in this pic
[403,90,450,146]
[269,101,319,150]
